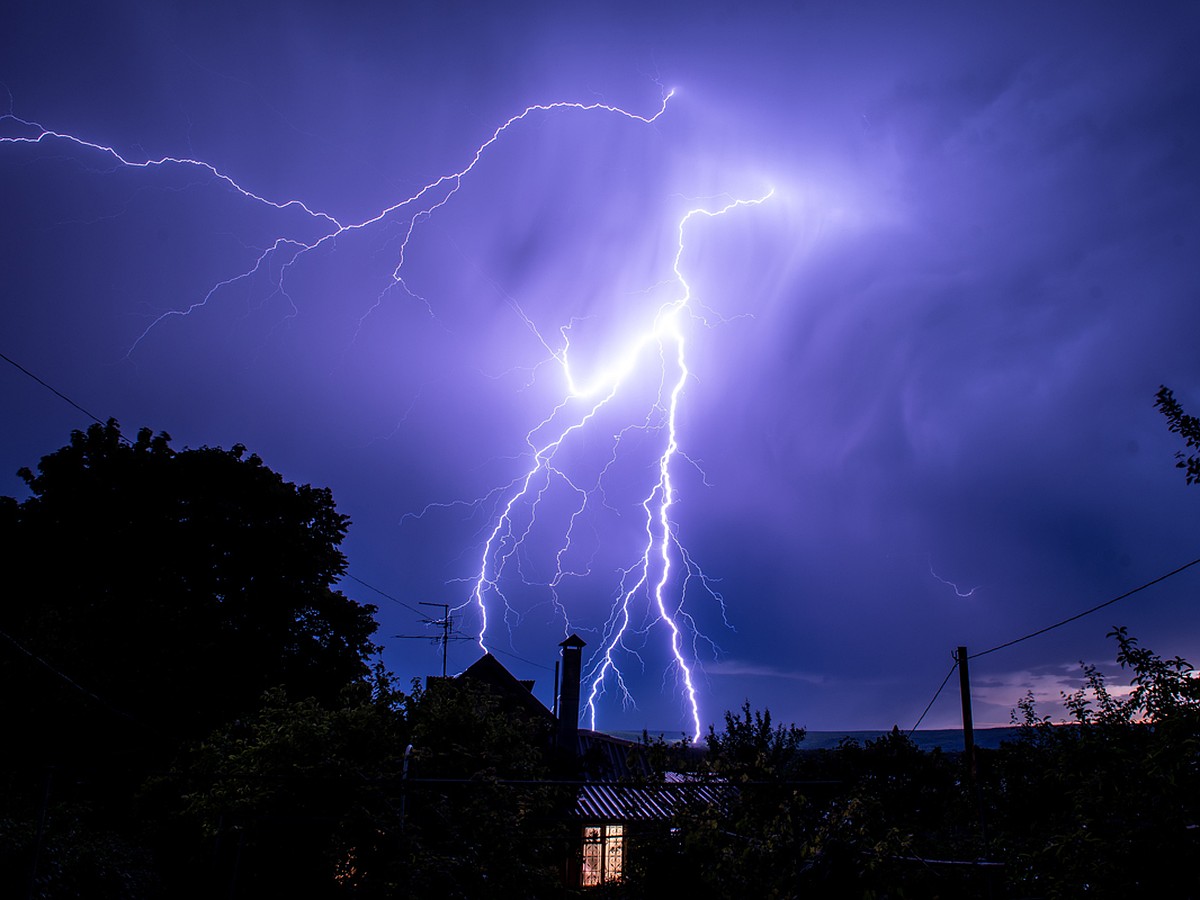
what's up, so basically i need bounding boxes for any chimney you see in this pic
[556,633,586,755]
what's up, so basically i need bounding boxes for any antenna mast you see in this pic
[419,602,451,678]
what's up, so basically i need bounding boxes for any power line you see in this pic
[970,554,1200,660]
[2,352,453,634]
[343,573,426,617]
[0,626,145,728]
[906,555,1200,732]
[2,355,441,616]
[908,658,958,734]
[0,349,130,444]
[342,576,554,671]
[347,576,488,676]
[490,646,555,672]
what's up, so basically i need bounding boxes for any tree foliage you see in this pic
[0,419,379,766]
[141,673,567,899]
[158,672,411,899]
[0,421,380,897]
[619,627,1200,899]
[622,703,818,899]
[989,628,1200,898]
[397,678,570,900]
[1156,384,1200,485]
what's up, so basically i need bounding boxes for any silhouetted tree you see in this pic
[0,420,379,898]
[624,703,817,898]
[155,672,568,899]
[397,676,570,900]
[161,670,410,899]
[0,419,378,768]
[1156,384,1200,485]
[626,713,979,899]
[990,628,1200,899]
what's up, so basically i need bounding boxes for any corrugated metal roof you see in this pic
[575,779,728,822]
[575,729,653,780]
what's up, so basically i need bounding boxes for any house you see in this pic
[442,635,725,889]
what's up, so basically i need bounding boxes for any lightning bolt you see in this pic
[3,89,773,739]
[1,92,673,352]
[462,192,772,741]
[929,560,978,598]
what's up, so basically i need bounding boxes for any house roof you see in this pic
[444,652,727,823]
[449,653,556,724]
[575,728,652,779]
[575,774,729,822]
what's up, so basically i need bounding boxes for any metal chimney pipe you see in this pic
[557,634,586,755]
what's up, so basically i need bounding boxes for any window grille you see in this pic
[581,824,624,886]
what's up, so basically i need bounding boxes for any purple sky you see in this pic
[3,1,1199,734]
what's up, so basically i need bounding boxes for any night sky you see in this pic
[4,1,1200,735]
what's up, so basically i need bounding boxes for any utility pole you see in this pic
[957,645,975,775]
[27,767,52,900]
[958,644,992,895]
[420,602,451,678]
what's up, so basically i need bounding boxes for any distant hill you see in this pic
[609,726,1025,753]
[802,727,1024,752]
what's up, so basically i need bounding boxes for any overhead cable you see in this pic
[970,554,1200,660]
[344,573,428,617]
[0,349,130,443]
[908,658,958,733]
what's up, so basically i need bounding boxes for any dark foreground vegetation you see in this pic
[620,628,1200,900]
[2,394,1199,898]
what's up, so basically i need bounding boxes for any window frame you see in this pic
[580,823,624,886]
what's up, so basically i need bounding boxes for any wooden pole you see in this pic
[957,646,975,774]
[958,645,992,895]
[27,767,52,900]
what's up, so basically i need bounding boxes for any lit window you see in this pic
[581,823,624,886]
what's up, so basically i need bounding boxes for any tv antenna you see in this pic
[394,602,470,677]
